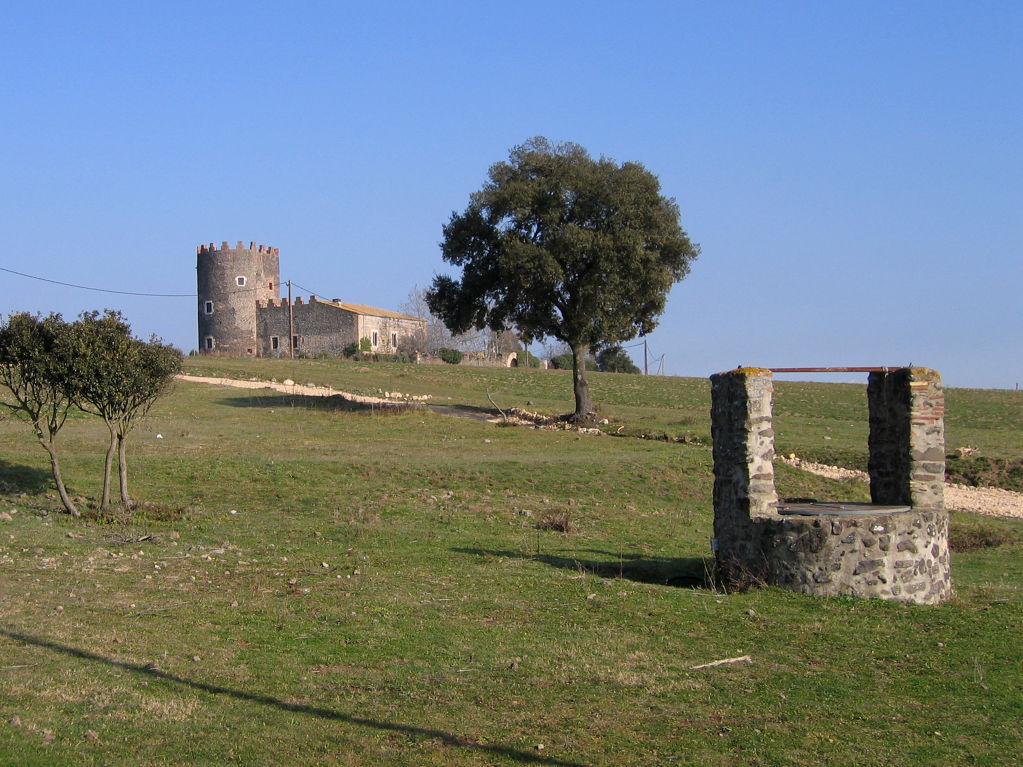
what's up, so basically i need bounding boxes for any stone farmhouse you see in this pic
[196,240,425,357]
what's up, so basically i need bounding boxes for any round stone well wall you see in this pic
[757,504,951,604]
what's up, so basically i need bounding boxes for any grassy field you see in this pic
[1,359,1021,765]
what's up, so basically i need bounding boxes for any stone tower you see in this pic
[196,241,280,355]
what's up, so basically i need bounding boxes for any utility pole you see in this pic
[288,280,295,359]
[643,336,649,376]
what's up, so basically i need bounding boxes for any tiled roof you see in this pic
[312,297,424,322]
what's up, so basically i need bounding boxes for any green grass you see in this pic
[1,362,1021,765]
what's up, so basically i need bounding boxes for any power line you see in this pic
[0,266,195,298]
[289,281,322,297]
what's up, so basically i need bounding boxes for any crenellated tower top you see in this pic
[197,241,279,256]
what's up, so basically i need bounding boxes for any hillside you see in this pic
[0,358,1020,765]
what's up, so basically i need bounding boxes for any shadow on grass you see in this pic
[428,403,501,422]
[455,547,713,588]
[216,393,421,415]
[0,460,52,495]
[0,626,587,767]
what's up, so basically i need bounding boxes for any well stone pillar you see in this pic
[710,368,778,581]
[868,367,945,510]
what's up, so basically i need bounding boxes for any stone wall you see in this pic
[255,298,425,357]
[709,366,951,605]
[257,298,359,357]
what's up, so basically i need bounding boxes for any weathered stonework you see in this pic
[757,508,950,602]
[710,367,951,605]
[710,368,778,582]
[197,241,424,357]
[255,297,423,357]
[197,241,280,356]
[868,368,945,510]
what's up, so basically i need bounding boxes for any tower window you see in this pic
[271,336,280,351]
[204,301,214,314]
[236,276,247,286]
[205,336,215,350]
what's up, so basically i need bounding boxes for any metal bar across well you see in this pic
[767,366,906,374]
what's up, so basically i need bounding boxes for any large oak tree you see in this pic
[427,137,699,420]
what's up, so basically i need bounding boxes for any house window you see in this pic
[204,300,214,314]
[391,331,398,348]
[236,276,247,286]
[205,336,215,350]
[371,330,379,348]
[270,336,279,351]
[269,281,273,291]
[292,335,299,349]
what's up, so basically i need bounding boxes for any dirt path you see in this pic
[176,374,427,406]
[778,456,1023,521]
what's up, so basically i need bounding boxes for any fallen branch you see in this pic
[690,655,752,670]
[486,388,507,422]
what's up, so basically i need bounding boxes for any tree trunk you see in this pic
[570,343,594,422]
[117,433,132,508]
[39,438,78,517]
[101,422,117,510]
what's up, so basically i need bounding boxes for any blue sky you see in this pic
[2,1,1020,389]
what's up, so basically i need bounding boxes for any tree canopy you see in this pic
[69,310,182,508]
[0,310,181,514]
[0,313,80,514]
[427,137,698,419]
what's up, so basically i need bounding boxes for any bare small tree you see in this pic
[400,285,455,354]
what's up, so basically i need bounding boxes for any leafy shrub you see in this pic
[343,341,360,358]
[596,345,640,374]
[359,337,372,353]
[438,348,464,365]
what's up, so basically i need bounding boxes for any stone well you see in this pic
[710,367,951,604]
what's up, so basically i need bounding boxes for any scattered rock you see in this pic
[0,512,12,522]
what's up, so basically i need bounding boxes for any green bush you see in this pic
[343,341,360,358]
[597,345,641,374]
[359,337,372,353]
[438,348,464,365]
